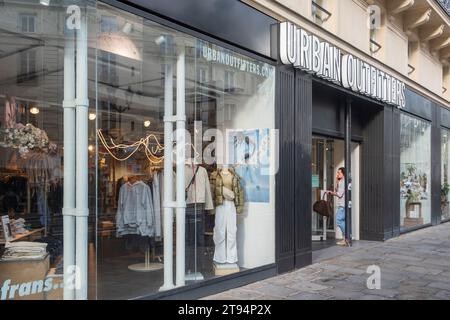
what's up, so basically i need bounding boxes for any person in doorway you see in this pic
[327,167,349,246]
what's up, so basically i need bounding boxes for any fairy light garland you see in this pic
[96,129,165,164]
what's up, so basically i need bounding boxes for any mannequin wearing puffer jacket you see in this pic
[209,166,244,265]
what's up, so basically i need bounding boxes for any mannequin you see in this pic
[210,165,244,275]
[184,158,213,280]
[116,174,162,272]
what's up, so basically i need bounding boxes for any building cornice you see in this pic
[243,0,450,109]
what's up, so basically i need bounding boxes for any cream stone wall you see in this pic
[275,0,312,18]
[336,0,371,54]
[409,42,444,95]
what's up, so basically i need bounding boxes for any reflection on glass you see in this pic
[400,113,431,230]
[0,0,97,300]
[94,3,276,299]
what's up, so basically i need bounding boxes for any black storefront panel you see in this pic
[404,88,433,121]
[431,103,442,225]
[441,106,450,129]
[121,0,278,59]
[275,67,313,274]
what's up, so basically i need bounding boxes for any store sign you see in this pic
[198,41,272,78]
[280,22,406,108]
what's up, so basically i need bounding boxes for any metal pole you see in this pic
[62,31,76,300]
[175,46,186,287]
[345,97,352,245]
[160,61,175,291]
[75,13,89,300]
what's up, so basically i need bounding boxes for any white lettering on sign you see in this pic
[1,278,60,300]
[200,42,272,78]
[280,22,406,108]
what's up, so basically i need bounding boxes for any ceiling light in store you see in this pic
[88,145,94,152]
[144,120,151,128]
[89,112,97,120]
[30,107,40,115]
[40,0,50,6]
[122,22,133,34]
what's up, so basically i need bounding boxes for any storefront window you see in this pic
[400,113,431,231]
[0,0,275,300]
[94,2,276,299]
[0,0,97,300]
[441,129,450,221]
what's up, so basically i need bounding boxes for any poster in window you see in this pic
[1,215,14,242]
[228,128,270,203]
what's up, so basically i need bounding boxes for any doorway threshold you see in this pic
[312,239,336,252]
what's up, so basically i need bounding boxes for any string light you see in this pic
[96,129,165,164]
[30,107,40,115]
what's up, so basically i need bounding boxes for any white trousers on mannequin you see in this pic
[213,200,237,264]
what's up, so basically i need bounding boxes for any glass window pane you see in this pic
[94,2,276,299]
[400,113,431,230]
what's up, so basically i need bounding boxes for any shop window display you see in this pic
[400,113,431,230]
[63,0,273,299]
[94,3,276,299]
[0,0,275,300]
[0,0,98,300]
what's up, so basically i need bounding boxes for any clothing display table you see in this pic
[0,253,50,300]
[0,227,45,245]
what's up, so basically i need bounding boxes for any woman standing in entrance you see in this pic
[328,167,349,246]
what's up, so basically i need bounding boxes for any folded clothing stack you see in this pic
[1,241,47,261]
[34,236,63,263]
[11,218,27,234]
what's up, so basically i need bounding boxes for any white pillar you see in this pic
[175,46,186,287]
[75,14,89,300]
[160,62,175,291]
[62,32,76,301]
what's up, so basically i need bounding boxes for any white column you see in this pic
[160,62,175,291]
[75,14,89,300]
[175,46,186,287]
[62,32,76,301]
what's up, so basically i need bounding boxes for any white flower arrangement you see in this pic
[1,123,56,158]
[400,164,428,202]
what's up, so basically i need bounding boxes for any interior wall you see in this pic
[228,73,276,269]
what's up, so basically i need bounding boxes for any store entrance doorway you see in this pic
[311,136,360,251]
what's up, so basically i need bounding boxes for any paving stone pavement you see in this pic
[203,222,450,300]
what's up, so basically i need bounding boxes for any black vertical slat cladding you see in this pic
[361,108,385,240]
[275,67,312,273]
[383,105,394,239]
[360,105,400,241]
[294,71,312,268]
[392,107,401,237]
[275,66,296,273]
[431,103,442,225]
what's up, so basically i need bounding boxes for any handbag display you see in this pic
[313,192,333,218]
[185,165,200,201]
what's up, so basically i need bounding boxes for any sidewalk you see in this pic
[203,223,450,300]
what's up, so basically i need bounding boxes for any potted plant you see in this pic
[400,164,427,227]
